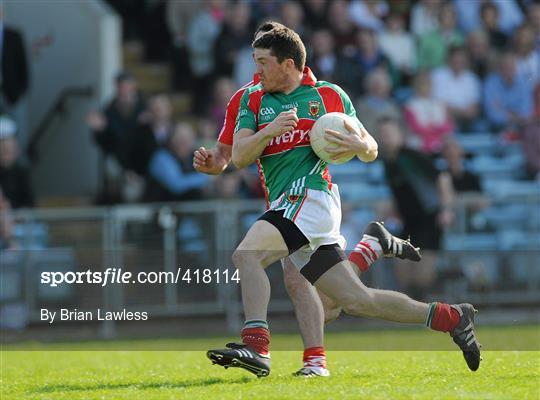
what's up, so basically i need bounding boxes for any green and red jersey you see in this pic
[234,67,361,203]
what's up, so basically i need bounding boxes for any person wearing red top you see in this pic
[193,21,333,378]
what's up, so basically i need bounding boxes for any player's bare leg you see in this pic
[315,260,429,322]
[283,259,330,376]
[207,220,286,377]
[313,259,481,371]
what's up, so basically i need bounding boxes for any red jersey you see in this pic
[217,75,259,145]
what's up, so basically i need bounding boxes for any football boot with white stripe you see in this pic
[207,342,271,377]
[293,366,330,377]
[364,221,422,261]
[450,303,482,371]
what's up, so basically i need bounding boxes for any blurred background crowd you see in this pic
[0,0,539,325]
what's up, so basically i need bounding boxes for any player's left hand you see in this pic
[193,147,215,173]
[323,120,368,161]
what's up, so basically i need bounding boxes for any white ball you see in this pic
[309,112,358,165]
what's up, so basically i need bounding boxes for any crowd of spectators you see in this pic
[89,0,538,206]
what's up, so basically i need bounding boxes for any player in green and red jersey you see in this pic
[207,27,481,377]
[196,22,423,377]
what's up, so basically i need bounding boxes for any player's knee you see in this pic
[323,305,342,324]
[231,248,254,269]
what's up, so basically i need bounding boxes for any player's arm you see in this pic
[193,142,231,175]
[232,97,298,168]
[323,83,378,162]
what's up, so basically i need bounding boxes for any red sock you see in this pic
[303,346,327,369]
[241,327,270,355]
[428,303,460,333]
[348,241,379,272]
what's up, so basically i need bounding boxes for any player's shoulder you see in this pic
[314,80,352,102]
[315,80,347,95]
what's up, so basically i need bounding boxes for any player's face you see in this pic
[253,48,288,93]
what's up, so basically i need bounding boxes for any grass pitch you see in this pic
[1,326,539,399]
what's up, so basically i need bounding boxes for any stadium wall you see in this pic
[4,0,121,198]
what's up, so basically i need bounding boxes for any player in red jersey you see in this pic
[194,22,422,377]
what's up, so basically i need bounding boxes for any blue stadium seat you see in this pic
[455,133,498,155]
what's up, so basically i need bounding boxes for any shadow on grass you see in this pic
[32,377,252,394]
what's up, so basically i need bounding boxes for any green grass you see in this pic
[1,327,539,400]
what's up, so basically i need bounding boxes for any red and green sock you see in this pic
[426,302,460,333]
[241,320,270,356]
[348,235,383,272]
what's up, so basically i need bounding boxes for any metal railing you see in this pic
[2,195,539,337]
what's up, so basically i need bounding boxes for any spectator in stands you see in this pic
[166,0,203,91]
[522,83,540,180]
[410,0,440,37]
[0,188,16,249]
[0,7,28,108]
[529,3,540,47]
[186,0,225,115]
[403,71,454,155]
[213,1,253,79]
[513,23,540,86]
[131,94,174,177]
[483,52,533,132]
[281,1,306,38]
[466,30,496,80]
[441,138,481,193]
[209,78,235,132]
[146,122,210,202]
[349,0,388,32]
[328,0,358,55]
[307,29,338,83]
[355,68,401,136]
[378,117,455,300]
[87,72,145,172]
[337,28,394,99]
[87,72,146,204]
[0,115,33,209]
[453,0,524,35]
[431,46,481,132]
[378,13,416,83]
[417,2,464,70]
[0,8,30,147]
[300,0,329,32]
[440,138,489,234]
[141,0,171,62]
[479,2,508,50]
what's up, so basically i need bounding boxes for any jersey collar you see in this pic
[252,66,317,88]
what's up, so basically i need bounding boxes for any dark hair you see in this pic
[254,20,286,38]
[115,71,134,83]
[447,45,466,58]
[252,27,306,71]
[480,2,498,16]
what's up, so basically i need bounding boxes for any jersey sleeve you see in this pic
[332,83,365,130]
[217,88,244,145]
[234,90,258,134]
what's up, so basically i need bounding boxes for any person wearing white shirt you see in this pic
[379,13,416,80]
[431,46,481,131]
[410,0,440,37]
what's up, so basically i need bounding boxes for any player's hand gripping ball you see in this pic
[309,112,360,164]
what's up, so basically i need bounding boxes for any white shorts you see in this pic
[269,184,346,269]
